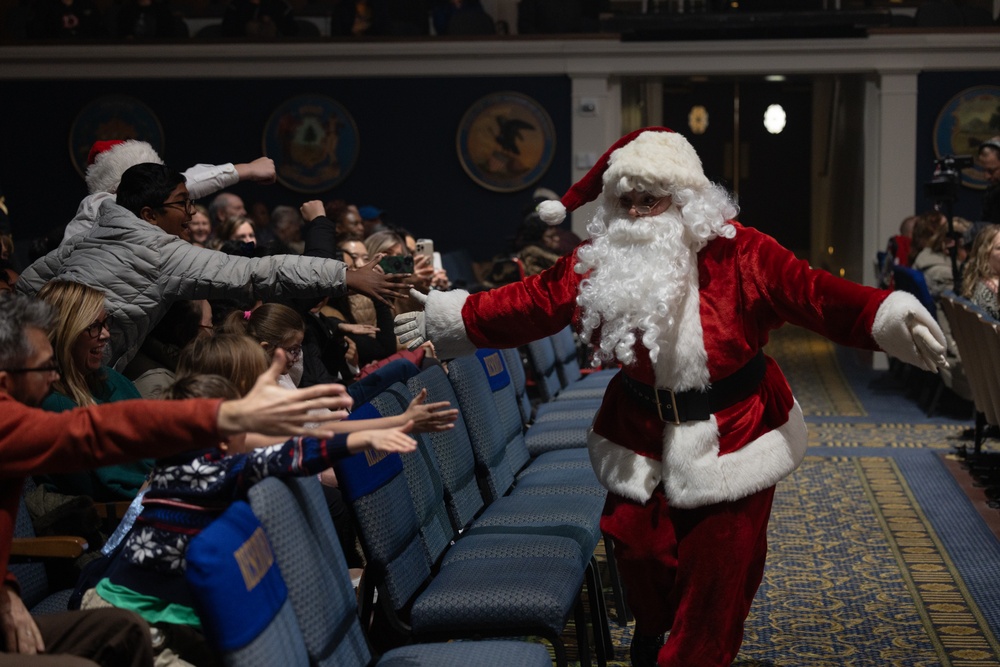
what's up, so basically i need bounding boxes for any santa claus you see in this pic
[395,127,947,667]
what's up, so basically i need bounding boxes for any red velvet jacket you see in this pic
[0,392,224,592]
[445,223,895,508]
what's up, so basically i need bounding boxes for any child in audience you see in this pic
[79,333,454,664]
[223,302,304,387]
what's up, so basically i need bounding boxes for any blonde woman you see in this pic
[962,224,1000,319]
[36,280,150,501]
[211,214,257,250]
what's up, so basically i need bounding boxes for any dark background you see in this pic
[0,74,572,264]
[3,69,1000,269]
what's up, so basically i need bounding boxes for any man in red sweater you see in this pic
[0,292,352,665]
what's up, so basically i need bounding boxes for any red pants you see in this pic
[602,485,775,667]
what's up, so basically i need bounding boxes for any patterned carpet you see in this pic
[561,326,1000,666]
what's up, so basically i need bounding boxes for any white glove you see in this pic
[394,289,428,351]
[906,311,948,373]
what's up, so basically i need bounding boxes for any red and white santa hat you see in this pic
[537,126,710,225]
[85,139,164,195]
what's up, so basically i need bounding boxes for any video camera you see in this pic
[924,154,975,203]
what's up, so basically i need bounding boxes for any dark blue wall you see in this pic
[0,75,572,263]
[916,71,1000,223]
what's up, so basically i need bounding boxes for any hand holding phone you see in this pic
[415,239,434,258]
[378,255,414,275]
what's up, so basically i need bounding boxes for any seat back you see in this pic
[369,387,455,563]
[10,479,51,610]
[892,265,937,319]
[246,478,372,666]
[331,407,434,617]
[185,499,310,667]
[943,294,998,428]
[405,365,487,531]
[523,336,563,402]
[551,326,585,387]
[501,347,534,425]
[447,351,532,502]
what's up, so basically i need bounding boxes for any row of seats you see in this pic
[195,329,621,665]
[940,292,1000,456]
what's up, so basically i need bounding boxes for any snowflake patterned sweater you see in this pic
[93,433,350,626]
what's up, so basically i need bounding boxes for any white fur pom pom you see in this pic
[537,200,567,225]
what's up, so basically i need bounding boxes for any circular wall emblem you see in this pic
[456,91,556,193]
[263,95,359,194]
[933,85,1000,191]
[69,95,164,179]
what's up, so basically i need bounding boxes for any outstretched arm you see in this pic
[396,249,584,359]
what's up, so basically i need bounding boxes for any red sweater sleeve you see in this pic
[0,393,225,477]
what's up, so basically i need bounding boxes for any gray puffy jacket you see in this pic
[19,200,346,371]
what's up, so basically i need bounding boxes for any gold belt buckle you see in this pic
[655,387,681,425]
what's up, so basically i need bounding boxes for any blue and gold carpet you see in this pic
[571,326,1000,666]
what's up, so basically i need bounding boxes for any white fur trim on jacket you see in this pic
[587,400,807,508]
[871,291,946,372]
[424,289,479,360]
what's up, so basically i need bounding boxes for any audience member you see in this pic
[514,214,563,277]
[211,214,258,250]
[324,199,365,240]
[186,204,212,246]
[18,163,410,371]
[517,0,602,34]
[65,140,274,243]
[432,0,494,35]
[35,280,151,502]
[223,302,305,387]
[247,200,277,245]
[271,205,305,254]
[115,0,180,39]
[76,338,446,663]
[878,214,918,289]
[962,224,1000,319]
[207,192,247,229]
[912,218,970,297]
[907,210,946,266]
[123,299,213,398]
[26,0,105,39]
[978,137,1000,225]
[358,204,389,236]
[0,292,352,665]
[0,261,17,295]
[220,0,298,37]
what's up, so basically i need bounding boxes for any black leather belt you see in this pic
[620,350,767,424]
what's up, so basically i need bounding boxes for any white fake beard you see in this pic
[575,196,734,368]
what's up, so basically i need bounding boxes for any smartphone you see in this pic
[415,238,434,258]
[379,255,414,274]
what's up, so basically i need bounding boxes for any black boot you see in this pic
[629,633,665,667]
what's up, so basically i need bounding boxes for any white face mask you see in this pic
[287,357,304,387]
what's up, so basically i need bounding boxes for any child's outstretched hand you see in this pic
[403,388,459,433]
[353,420,417,453]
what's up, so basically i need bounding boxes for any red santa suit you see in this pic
[399,127,945,667]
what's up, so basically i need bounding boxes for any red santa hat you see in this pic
[85,139,164,195]
[537,126,710,225]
